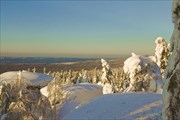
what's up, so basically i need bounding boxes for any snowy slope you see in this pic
[63,93,162,120]
[57,84,103,119]
[0,71,53,87]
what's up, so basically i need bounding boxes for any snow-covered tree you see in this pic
[47,77,64,107]
[0,77,52,120]
[123,53,163,93]
[32,67,36,73]
[92,67,98,83]
[16,71,23,91]
[82,70,88,80]
[155,37,171,78]
[76,72,83,84]
[66,69,72,84]
[100,59,114,94]
[17,71,22,80]
[43,67,46,74]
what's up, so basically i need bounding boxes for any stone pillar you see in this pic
[163,0,180,119]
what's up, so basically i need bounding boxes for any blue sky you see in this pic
[1,0,173,58]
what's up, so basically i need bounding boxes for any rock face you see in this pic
[163,0,180,119]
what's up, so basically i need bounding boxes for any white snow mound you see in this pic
[63,93,162,120]
[0,71,53,87]
[57,83,103,119]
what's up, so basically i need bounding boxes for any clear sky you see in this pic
[1,0,173,58]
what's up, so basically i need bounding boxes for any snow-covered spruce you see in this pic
[100,59,114,94]
[123,53,163,93]
[0,71,53,120]
[155,37,171,78]
[76,69,90,84]
[92,67,98,84]
[44,77,64,108]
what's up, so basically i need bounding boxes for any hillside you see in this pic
[0,58,127,74]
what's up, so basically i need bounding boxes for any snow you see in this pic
[63,93,162,120]
[123,53,162,93]
[103,83,114,94]
[40,83,103,119]
[0,71,53,87]
[0,114,7,120]
[155,37,171,77]
[59,84,102,119]
[101,59,114,94]
[123,53,142,78]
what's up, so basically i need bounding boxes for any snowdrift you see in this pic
[0,71,53,87]
[57,84,102,119]
[63,93,162,120]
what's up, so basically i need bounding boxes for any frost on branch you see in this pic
[0,73,52,120]
[46,77,64,108]
[123,53,163,93]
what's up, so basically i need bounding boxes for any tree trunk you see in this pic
[163,0,180,119]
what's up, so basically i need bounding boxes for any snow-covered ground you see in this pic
[63,93,162,120]
[0,71,163,120]
[0,71,53,87]
[56,84,103,119]
[40,83,103,119]
[41,82,162,120]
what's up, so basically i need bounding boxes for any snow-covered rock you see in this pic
[123,53,162,93]
[63,93,162,120]
[0,71,53,87]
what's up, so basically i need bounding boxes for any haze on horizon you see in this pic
[1,0,173,58]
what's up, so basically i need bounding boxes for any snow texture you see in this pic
[0,71,53,87]
[101,59,114,94]
[155,37,171,77]
[41,83,102,119]
[123,53,163,93]
[0,76,52,120]
[63,93,162,120]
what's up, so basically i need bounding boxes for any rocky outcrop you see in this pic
[163,0,180,119]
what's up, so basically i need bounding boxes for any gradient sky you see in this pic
[1,0,173,58]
